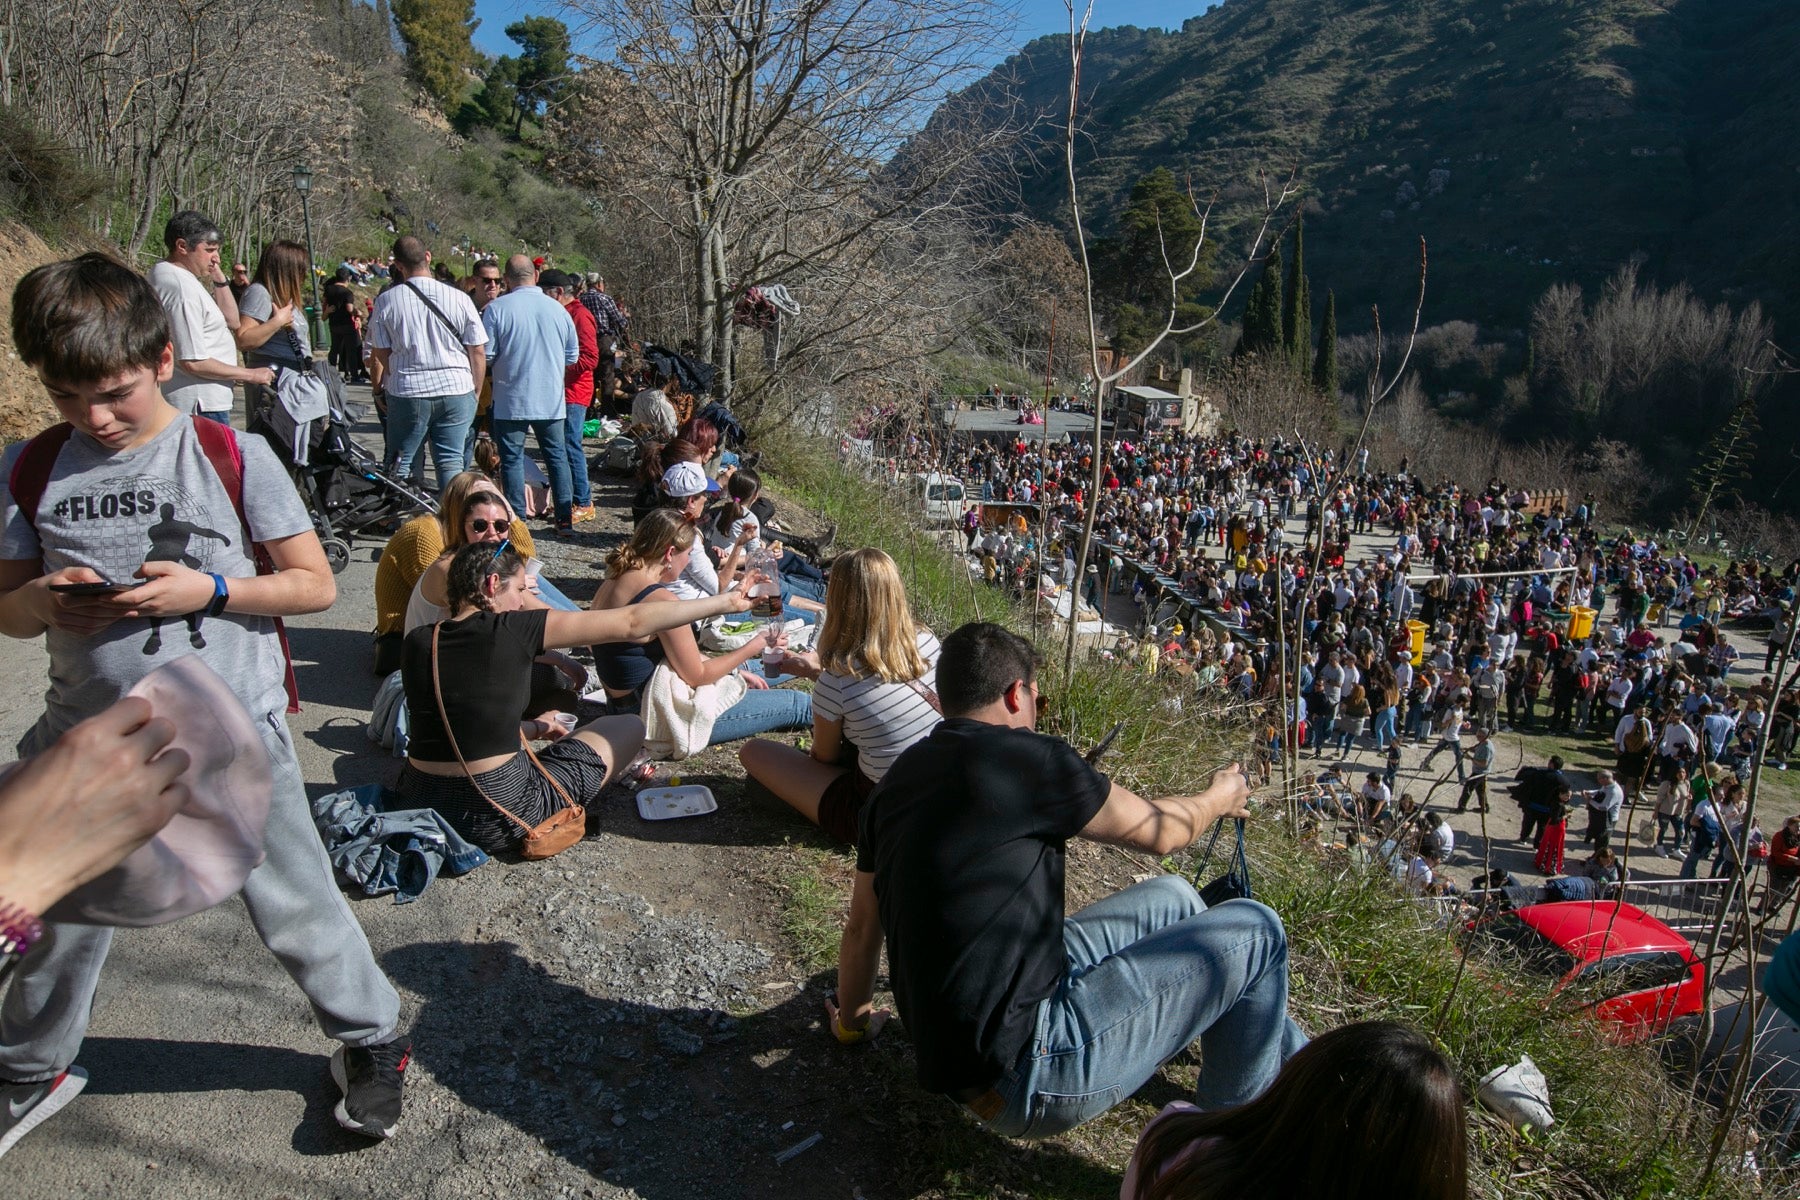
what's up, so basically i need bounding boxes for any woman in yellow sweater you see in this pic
[372,473,536,671]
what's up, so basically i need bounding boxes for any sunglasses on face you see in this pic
[468,518,505,533]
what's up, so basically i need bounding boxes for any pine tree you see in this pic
[1282,216,1311,371]
[1237,243,1283,357]
[1312,290,1339,397]
[392,0,479,109]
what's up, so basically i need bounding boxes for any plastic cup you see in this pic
[552,712,577,734]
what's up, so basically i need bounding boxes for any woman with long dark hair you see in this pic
[235,239,313,424]
[396,541,752,852]
[1124,1020,1467,1200]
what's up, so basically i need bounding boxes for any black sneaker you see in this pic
[330,1039,409,1139]
[0,1067,87,1160]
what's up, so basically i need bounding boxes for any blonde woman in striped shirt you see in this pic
[739,549,942,844]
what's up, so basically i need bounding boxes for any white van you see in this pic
[908,472,965,525]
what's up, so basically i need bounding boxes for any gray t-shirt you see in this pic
[0,415,313,744]
[238,282,312,366]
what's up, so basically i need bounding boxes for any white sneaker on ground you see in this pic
[0,1066,87,1161]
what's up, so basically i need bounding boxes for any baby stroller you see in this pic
[248,363,437,573]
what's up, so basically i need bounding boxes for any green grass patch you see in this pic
[780,850,852,974]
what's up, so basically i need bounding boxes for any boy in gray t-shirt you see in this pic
[0,254,410,1157]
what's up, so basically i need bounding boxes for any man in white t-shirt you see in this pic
[366,236,488,492]
[146,210,271,422]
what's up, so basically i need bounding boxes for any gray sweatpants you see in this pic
[0,714,401,1082]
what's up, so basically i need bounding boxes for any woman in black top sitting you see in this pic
[397,540,752,852]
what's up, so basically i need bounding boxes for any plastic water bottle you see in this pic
[747,543,783,619]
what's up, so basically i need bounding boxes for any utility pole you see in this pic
[292,163,323,351]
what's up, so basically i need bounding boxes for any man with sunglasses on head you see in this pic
[829,621,1304,1140]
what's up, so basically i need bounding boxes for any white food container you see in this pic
[636,785,718,821]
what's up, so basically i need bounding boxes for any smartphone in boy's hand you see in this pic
[48,580,130,594]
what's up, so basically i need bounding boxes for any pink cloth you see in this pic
[42,655,272,926]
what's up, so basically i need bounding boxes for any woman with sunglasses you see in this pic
[396,541,754,852]
[590,510,811,745]
[372,471,537,670]
[382,476,584,711]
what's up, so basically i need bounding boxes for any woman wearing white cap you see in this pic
[658,460,752,602]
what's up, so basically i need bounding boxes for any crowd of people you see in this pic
[874,416,1800,907]
[3,215,1799,1195]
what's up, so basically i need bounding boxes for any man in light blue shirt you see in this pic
[482,255,578,529]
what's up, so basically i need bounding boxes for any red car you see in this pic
[1476,901,1705,1039]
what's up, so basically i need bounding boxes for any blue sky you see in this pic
[470,0,1215,58]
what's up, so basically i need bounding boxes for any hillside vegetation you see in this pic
[956,0,1798,336]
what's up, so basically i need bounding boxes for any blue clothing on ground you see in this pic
[310,783,488,903]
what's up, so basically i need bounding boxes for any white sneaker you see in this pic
[0,1067,87,1160]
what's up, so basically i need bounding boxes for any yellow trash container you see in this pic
[1406,619,1428,666]
[1568,605,1597,641]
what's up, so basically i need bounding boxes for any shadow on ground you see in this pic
[77,1036,376,1157]
[382,940,1126,1200]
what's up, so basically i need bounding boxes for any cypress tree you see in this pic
[1293,274,1312,372]
[1312,290,1339,397]
[1238,242,1283,357]
[1687,387,1760,537]
[1282,216,1311,370]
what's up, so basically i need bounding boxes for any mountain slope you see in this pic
[957,0,1795,334]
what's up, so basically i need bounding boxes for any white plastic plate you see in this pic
[636,784,718,821]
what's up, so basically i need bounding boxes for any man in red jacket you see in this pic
[541,271,598,524]
[1764,815,1800,919]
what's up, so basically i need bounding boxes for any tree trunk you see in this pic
[694,224,716,364]
[710,227,733,398]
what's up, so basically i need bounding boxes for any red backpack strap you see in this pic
[6,422,77,534]
[191,417,301,714]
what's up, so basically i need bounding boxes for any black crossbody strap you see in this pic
[402,279,464,341]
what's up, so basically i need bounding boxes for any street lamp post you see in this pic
[291,163,322,351]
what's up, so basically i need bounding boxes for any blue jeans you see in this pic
[1679,829,1717,879]
[492,415,572,524]
[197,409,231,426]
[982,877,1305,1139]
[563,403,592,506]
[385,391,476,492]
[533,575,579,612]
[1371,706,1397,749]
[705,685,812,746]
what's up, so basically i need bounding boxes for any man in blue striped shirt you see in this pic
[482,255,578,532]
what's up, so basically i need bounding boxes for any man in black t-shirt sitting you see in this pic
[828,622,1306,1140]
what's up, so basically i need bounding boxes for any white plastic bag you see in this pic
[1478,1053,1554,1132]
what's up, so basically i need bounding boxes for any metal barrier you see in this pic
[1614,876,1740,937]
[1445,876,1740,939]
